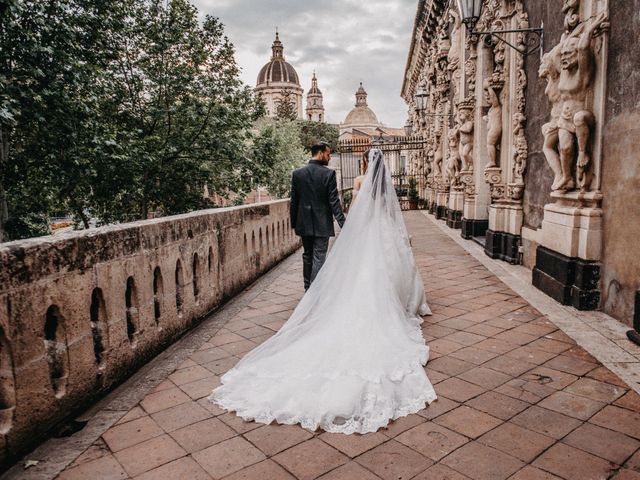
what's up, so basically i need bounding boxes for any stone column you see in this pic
[445,8,468,230]
[478,0,531,265]
[461,39,492,240]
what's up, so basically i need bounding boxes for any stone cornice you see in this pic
[401,0,448,100]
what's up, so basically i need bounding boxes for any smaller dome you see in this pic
[342,82,381,127]
[308,72,322,95]
[344,106,380,126]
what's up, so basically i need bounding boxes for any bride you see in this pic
[209,148,436,434]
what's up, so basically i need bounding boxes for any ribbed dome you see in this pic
[256,31,300,86]
[257,62,299,85]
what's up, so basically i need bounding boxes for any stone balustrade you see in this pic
[0,199,300,465]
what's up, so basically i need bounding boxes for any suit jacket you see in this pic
[290,159,346,237]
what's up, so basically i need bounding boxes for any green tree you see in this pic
[93,0,263,221]
[275,90,298,121]
[297,120,340,153]
[1,0,127,239]
[0,0,265,240]
[251,120,305,198]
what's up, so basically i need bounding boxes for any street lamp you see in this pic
[404,118,413,137]
[457,0,544,58]
[414,86,428,113]
[456,0,482,34]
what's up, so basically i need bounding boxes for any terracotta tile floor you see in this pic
[54,212,640,480]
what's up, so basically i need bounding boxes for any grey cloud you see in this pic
[193,0,415,126]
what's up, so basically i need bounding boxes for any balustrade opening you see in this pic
[153,267,163,325]
[175,260,185,314]
[193,253,200,301]
[125,277,139,344]
[44,306,69,398]
[90,288,108,367]
[0,328,15,434]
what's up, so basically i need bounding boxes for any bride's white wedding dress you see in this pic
[209,149,436,434]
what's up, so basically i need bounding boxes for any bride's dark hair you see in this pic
[361,149,370,174]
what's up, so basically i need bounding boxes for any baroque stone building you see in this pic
[255,31,304,119]
[402,0,639,327]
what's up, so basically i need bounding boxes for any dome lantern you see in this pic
[355,82,368,107]
[271,29,284,60]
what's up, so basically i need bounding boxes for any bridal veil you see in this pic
[209,148,436,434]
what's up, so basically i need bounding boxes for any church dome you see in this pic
[256,31,300,86]
[344,106,379,125]
[343,83,381,126]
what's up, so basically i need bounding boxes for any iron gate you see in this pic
[337,135,428,210]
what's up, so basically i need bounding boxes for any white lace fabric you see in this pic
[209,149,436,434]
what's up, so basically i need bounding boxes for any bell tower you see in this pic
[305,71,325,122]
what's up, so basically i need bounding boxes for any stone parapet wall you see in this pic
[0,200,300,465]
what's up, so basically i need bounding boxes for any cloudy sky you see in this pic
[192,0,417,127]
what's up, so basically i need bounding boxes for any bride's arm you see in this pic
[350,177,363,207]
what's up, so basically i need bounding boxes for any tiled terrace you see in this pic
[7,211,640,480]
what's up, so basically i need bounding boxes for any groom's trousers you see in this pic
[301,236,330,291]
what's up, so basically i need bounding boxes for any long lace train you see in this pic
[209,149,436,433]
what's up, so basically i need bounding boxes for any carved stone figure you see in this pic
[448,8,463,99]
[457,105,474,172]
[556,12,609,191]
[491,19,506,78]
[483,79,503,168]
[539,46,564,190]
[426,148,435,187]
[446,128,461,184]
[434,141,444,177]
[448,8,462,72]
[512,112,528,192]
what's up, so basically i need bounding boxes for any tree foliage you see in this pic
[0,0,264,241]
[297,120,340,153]
[275,90,298,121]
[250,120,306,199]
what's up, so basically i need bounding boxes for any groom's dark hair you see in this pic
[311,142,330,156]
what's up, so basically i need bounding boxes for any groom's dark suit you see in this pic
[290,159,346,290]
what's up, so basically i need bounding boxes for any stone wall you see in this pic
[0,200,300,464]
[599,0,640,324]
[401,1,638,324]
[521,1,564,230]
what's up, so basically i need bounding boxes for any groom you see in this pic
[290,142,346,291]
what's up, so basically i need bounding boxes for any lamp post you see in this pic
[456,0,544,58]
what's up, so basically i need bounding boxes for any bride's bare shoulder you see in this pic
[354,175,365,189]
